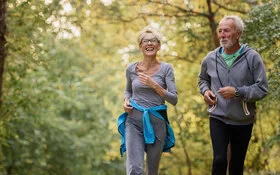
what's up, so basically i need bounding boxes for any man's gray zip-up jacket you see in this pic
[198,44,268,125]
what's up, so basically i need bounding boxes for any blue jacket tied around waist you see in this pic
[117,99,175,156]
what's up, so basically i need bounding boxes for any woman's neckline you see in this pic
[135,61,162,77]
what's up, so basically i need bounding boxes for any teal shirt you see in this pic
[221,45,244,68]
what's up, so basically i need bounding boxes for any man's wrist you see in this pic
[152,82,158,89]
[203,89,210,96]
[234,87,240,97]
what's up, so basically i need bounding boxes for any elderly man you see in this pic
[198,15,268,175]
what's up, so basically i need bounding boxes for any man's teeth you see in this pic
[146,48,154,51]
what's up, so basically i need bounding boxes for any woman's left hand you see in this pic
[138,72,165,96]
[138,72,155,87]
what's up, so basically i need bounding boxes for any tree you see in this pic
[242,0,280,173]
[1,0,126,174]
[97,1,254,174]
[1,0,279,174]
[0,0,6,107]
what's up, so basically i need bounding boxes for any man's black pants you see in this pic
[210,117,253,175]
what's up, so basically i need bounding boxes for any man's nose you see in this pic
[219,32,225,38]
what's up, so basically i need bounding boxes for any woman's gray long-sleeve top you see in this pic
[124,62,178,108]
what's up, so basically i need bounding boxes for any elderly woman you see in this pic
[118,26,178,175]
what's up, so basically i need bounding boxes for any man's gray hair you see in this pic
[220,15,245,33]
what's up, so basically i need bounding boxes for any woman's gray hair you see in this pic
[137,26,162,45]
[220,15,245,33]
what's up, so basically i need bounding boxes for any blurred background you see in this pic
[0,0,279,174]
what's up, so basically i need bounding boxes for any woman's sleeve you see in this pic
[163,64,178,105]
[124,66,132,99]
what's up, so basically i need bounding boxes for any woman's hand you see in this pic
[138,72,165,96]
[138,72,155,87]
[123,98,133,113]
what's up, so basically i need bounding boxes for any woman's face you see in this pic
[139,33,160,57]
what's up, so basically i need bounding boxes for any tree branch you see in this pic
[212,0,247,14]
[174,107,192,175]
[147,0,210,18]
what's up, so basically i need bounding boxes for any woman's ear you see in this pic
[157,43,161,50]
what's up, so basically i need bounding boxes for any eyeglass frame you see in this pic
[141,38,159,45]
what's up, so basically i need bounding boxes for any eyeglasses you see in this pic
[142,38,158,44]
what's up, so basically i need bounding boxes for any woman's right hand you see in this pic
[123,98,133,113]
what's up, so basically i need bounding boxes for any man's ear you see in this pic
[237,31,242,40]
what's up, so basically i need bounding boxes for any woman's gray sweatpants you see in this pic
[125,110,166,175]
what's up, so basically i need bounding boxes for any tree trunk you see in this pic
[0,0,7,107]
[206,0,220,48]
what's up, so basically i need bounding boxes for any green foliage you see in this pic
[0,0,279,174]
[1,0,125,174]
[242,0,280,173]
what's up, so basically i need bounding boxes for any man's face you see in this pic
[218,19,241,49]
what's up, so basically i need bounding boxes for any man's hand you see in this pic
[204,90,217,106]
[217,86,235,99]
